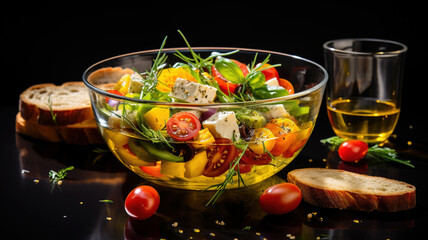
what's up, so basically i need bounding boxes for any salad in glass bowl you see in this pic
[83,33,327,194]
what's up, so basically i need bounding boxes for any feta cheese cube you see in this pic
[265,77,279,86]
[260,104,290,120]
[202,111,240,141]
[169,78,217,103]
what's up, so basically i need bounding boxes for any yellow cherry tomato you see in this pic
[249,128,276,155]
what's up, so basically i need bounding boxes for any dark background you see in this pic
[2,3,424,138]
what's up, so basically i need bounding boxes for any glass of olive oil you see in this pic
[323,39,407,143]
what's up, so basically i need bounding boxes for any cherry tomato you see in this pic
[259,183,302,215]
[139,162,163,178]
[258,63,280,81]
[240,149,272,165]
[338,140,369,162]
[105,89,124,102]
[212,59,249,95]
[234,163,253,174]
[278,78,294,94]
[203,138,238,177]
[166,112,201,141]
[125,185,160,220]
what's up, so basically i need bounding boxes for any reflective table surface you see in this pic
[2,104,427,240]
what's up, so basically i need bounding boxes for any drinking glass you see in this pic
[323,39,407,143]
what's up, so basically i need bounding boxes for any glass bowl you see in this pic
[83,47,327,190]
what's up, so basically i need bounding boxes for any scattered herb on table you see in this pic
[320,136,414,168]
[49,166,74,188]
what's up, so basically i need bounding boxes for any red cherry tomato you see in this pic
[212,59,249,95]
[240,149,272,165]
[278,78,294,94]
[338,140,369,162]
[259,183,302,215]
[105,89,124,102]
[258,63,280,81]
[203,138,238,177]
[125,185,160,220]
[166,112,201,141]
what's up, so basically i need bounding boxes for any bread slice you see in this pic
[19,82,93,126]
[287,168,416,212]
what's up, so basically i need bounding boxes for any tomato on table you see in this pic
[338,140,369,162]
[166,112,201,141]
[203,138,238,177]
[259,183,302,215]
[212,59,249,95]
[125,185,160,220]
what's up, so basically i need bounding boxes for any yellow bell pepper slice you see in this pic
[192,128,215,149]
[156,67,198,92]
[114,74,132,95]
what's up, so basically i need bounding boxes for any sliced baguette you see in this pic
[287,168,416,212]
[19,82,93,126]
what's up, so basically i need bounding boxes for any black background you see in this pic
[2,3,427,239]
[3,3,424,140]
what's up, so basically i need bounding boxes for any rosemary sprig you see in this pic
[320,136,414,168]
[204,144,249,207]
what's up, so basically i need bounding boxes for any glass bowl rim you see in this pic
[323,38,408,56]
[82,47,328,107]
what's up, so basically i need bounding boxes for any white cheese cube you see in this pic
[169,78,217,103]
[128,73,144,93]
[265,77,279,86]
[202,111,240,141]
[261,104,290,120]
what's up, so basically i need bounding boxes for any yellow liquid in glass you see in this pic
[327,99,400,143]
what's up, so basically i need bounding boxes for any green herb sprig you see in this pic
[49,166,74,190]
[203,144,249,207]
[321,136,414,168]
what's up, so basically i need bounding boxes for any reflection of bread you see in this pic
[16,82,106,145]
[15,112,103,145]
[287,168,416,212]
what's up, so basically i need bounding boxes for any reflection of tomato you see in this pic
[259,183,302,215]
[166,112,201,141]
[125,185,160,220]
[240,149,272,165]
[258,63,280,81]
[203,138,238,177]
[212,59,249,95]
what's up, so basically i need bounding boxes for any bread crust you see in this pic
[287,168,416,212]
